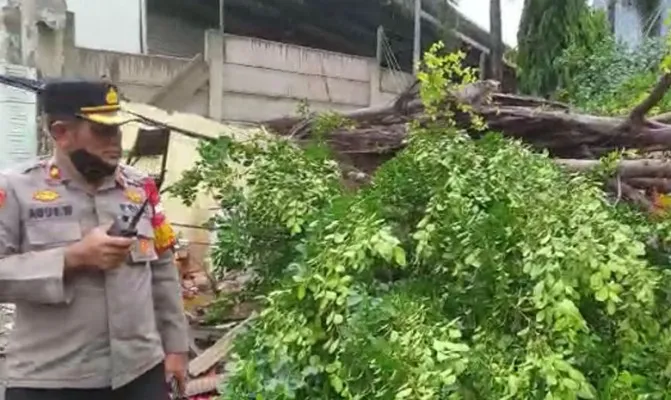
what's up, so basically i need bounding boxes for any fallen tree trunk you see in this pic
[261,76,671,210]
[557,159,671,178]
[263,81,671,159]
[627,178,671,192]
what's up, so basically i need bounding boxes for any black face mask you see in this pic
[68,148,117,183]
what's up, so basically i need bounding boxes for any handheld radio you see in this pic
[106,199,150,237]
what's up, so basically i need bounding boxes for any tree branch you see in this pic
[628,73,671,125]
[626,177,671,193]
[605,179,655,213]
[556,158,671,178]
[652,110,671,124]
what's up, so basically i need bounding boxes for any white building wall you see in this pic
[65,0,144,54]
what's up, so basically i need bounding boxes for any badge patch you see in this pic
[28,205,73,220]
[0,190,6,208]
[125,188,143,204]
[138,238,152,254]
[33,190,60,202]
[130,238,158,263]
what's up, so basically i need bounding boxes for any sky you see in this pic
[455,0,525,47]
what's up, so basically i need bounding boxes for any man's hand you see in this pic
[165,352,188,396]
[64,224,134,271]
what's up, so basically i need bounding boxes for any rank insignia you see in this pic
[33,189,60,202]
[106,87,119,105]
[125,188,143,204]
[48,165,61,180]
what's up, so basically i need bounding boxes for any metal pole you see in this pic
[412,0,421,75]
[219,0,225,34]
[376,25,384,66]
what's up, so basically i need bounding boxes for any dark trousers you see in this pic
[5,362,169,400]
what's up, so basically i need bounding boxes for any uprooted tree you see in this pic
[170,31,671,399]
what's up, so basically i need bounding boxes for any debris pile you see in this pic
[177,242,255,399]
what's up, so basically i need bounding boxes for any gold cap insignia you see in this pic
[33,189,60,202]
[105,87,119,105]
[125,188,143,204]
[48,165,60,180]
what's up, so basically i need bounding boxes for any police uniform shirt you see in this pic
[0,157,188,389]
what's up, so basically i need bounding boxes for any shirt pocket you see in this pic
[23,220,83,251]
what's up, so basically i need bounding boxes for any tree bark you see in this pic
[264,82,671,157]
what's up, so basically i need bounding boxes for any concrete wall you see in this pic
[207,33,412,122]
[219,34,377,121]
[65,48,204,110]
[40,17,412,122]
[379,68,415,104]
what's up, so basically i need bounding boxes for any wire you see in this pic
[642,1,665,38]
[0,75,43,93]
[380,30,411,93]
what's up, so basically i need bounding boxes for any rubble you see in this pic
[176,238,256,398]
[0,305,14,354]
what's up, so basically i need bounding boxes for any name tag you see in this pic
[130,237,158,263]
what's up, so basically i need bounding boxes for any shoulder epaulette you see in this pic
[3,157,45,175]
[117,163,149,187]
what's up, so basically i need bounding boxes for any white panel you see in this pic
[0,64,37,171]
[224,35,371,81]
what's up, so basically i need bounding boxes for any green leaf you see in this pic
[393,246,407,267]
[297,285,306,300]
[330,375,344,393]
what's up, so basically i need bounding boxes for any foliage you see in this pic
[556,21,671,115]
[516,0,610,96]
[416,42,483,129]
[554,8,671,116]
[555,34,669,115]
[173,43,671,399]
[167,131,343,288]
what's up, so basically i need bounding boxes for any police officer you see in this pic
[0,79,189,400]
